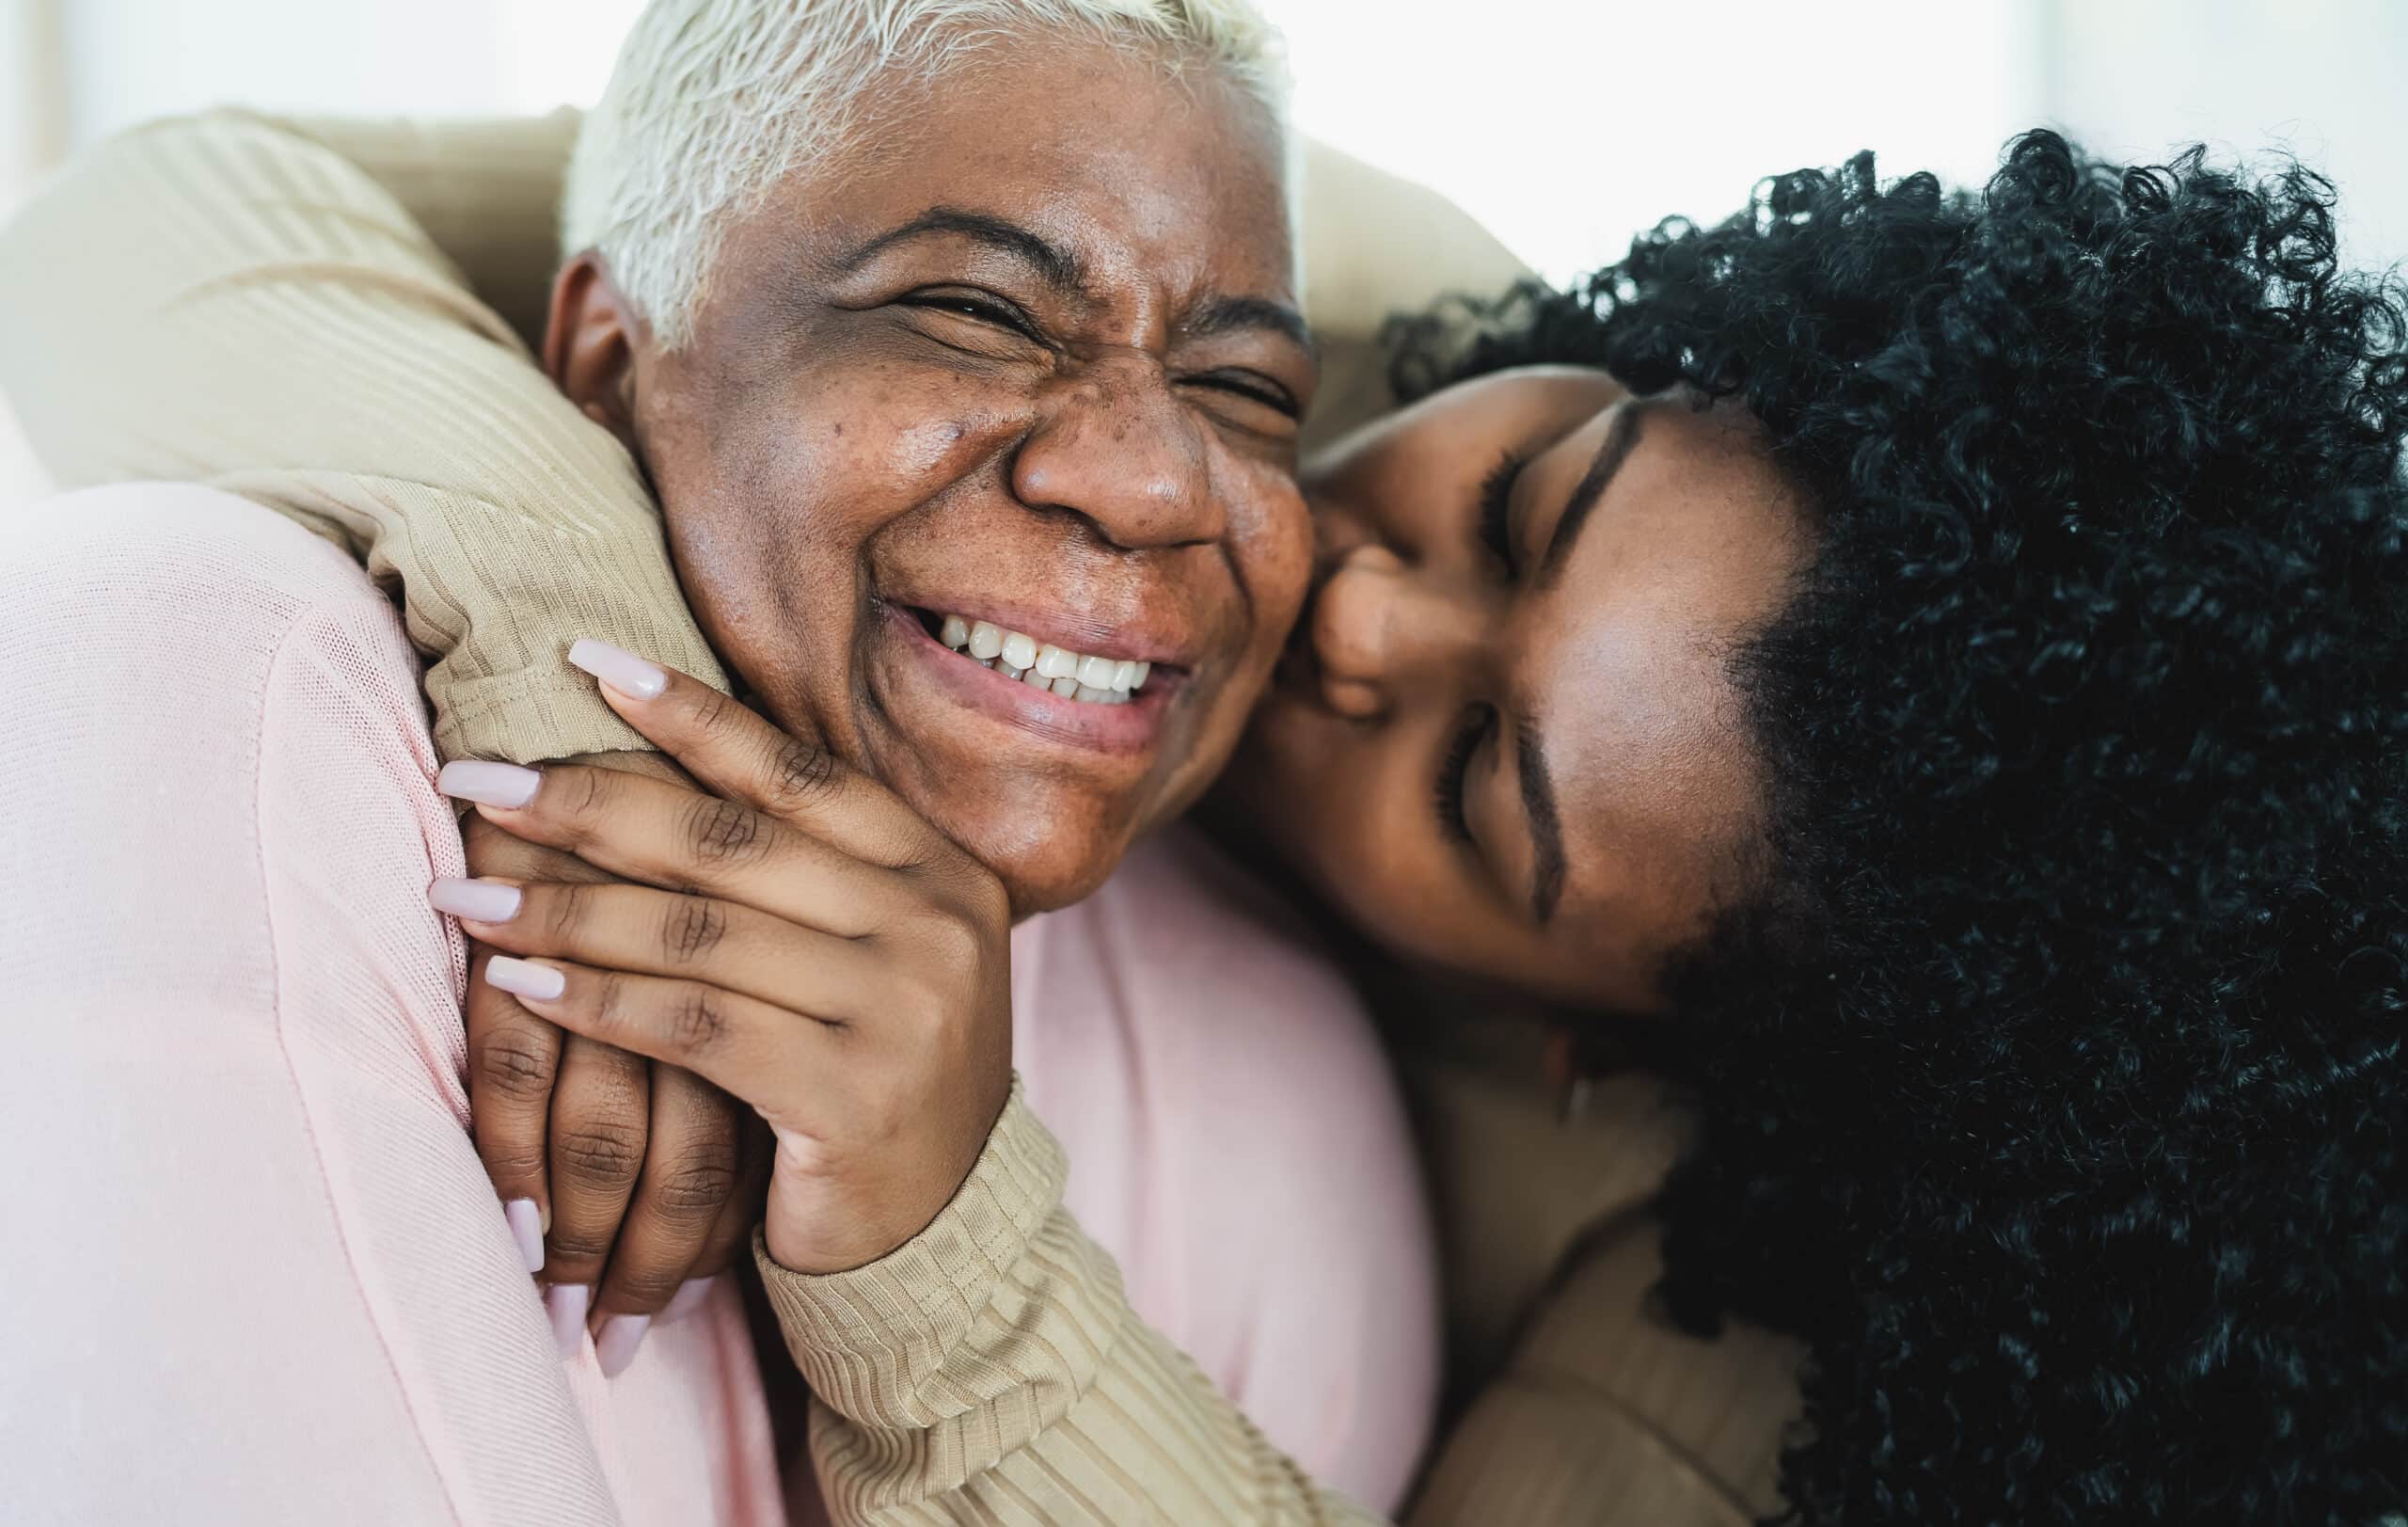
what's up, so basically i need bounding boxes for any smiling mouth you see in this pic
[910,608,1160,705]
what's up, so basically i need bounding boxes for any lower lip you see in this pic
[881,604,1180,756]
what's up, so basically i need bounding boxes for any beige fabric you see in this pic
[0,108,1799,1523]
[0,109,725,761]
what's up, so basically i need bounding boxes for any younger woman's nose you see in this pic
[1310,543,1488,718]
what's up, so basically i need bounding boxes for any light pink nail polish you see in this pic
[661,1277,717,1323]
[430,876,523,924]
[437,759,541,809]
[567,638,669,701]
[503,1198,546,1274]
[547,1283,591,1358]
[486,956,565,1002]
[595,1313,651,1377]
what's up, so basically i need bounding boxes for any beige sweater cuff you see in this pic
[753,1077,1082,1428]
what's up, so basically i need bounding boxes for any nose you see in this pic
[1010,355,1222,549]
[1310,543,1490,719]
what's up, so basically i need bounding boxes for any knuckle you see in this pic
[541,881,593,944]
[668,985,729,1054]
[662,897,728,963]
[544,1227,619,1265]
[689,686,743,744]
[764,734,840,810]
[591,969,631,1032]
[562,763,614,823]
[473,1029,559,1104]
[654,1148,741,1217]
[554,1122,645,1187]
[684,797,768,867]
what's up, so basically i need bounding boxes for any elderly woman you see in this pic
[8,7,2404,1527]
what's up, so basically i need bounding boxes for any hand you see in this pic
[436,641,1015,1275]
[437,746,771,1369]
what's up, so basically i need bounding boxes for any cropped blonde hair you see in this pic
[562,0,1295,347]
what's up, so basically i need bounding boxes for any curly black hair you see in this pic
[1390,131,2408,1524]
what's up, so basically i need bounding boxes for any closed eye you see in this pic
[896,288,1046,344]
[1434,703,1497,843]
[1476,448,1527,574]
[1183,369,1301,421]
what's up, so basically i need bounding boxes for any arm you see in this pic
[0,108,722,763]
[761,1092,1389,1526]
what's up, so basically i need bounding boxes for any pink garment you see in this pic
[0,485,1437,1525]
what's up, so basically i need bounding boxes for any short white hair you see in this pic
[563,0,1296,347]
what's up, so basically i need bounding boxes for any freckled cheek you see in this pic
[1230,474,1315,655]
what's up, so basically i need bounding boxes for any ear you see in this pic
[544,253,644,448]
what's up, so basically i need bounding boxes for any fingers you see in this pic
[564,639,943,868]
[539,1036,651,1318]
[460,879,871,1013]
[590,1069,754,1374]
[444,760,913,939]
[464,947,562,1271]
[690,1114,774,1280]
[483,952,844,1130]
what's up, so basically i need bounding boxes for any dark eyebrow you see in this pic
[1514,716,1567,925]
[833,207,1090,299]
[1539,402,1643,587]
[1182,294,1317,358]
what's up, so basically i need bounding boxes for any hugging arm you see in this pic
[455,658,1389,1526]
[0,107,725,764]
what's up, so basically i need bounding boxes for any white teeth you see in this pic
[929,612,1157,702]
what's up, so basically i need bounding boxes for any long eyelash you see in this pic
[1433,704,1496,842]
[1477,449,1526,569]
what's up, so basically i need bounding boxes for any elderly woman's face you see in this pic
[1212,370,1812,1013]
[578,40,1313,915]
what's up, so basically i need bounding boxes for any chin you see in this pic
[941,800,1138,921]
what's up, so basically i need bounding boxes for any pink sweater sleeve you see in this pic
[0,486,782,1526]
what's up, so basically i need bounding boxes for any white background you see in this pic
[5,0,2405,505]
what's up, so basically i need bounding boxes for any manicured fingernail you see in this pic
[568,638,668,701]
[503,1197,547,1273]
[661,1277,717,1323]
[430,876,522,924]
[595,1313,651,1377]
[437,759,541,808]
[486,956,565,1002]
[547,1282,591,1358]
